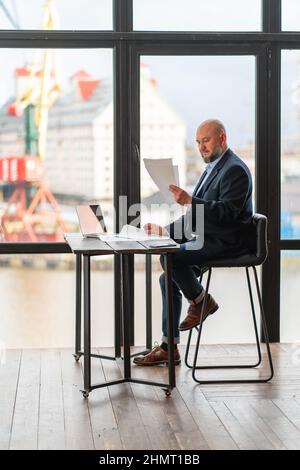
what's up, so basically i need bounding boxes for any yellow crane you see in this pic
[8,0,61,161]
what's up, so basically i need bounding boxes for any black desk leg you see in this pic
[74,254,82,361]
[82,254,91,397]
[114,254,122,358]
[121,254,131,380]
[164,253,176,390]
[145,254,152,350]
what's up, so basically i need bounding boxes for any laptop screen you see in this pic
[76,205,107,236]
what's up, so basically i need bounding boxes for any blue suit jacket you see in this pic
[167,148,253,254]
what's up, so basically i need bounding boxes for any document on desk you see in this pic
[143,158,179,203]
[99,224,171,242]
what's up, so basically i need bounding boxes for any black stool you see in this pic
[184,213,274,384]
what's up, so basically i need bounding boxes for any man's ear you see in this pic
[221,133,227,146]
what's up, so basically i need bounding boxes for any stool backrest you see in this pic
[251,213,268,265]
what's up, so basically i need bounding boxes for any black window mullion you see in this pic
[114,0,133,32]
[261,42,281,342]
[113,0,135,345]
[280,240,300,250]
[263,0,282,33]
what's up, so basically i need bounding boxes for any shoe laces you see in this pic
[151,340,160,352]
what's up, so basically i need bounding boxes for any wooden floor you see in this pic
[1,343,300,450]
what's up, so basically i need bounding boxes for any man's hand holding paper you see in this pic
[169,185,192,206]
[143,223,169,237]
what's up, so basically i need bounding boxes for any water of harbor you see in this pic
[0,255,299,348]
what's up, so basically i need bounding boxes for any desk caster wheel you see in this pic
[73,354,81,362]
[81,390,89,399]
[163,388,171,397]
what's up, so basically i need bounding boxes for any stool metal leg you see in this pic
[184,270,204,367]
[245,267,262,367]
[190,266,274,384]
[184,268,212,369]
[185,267,263,369]
[252,266,274,382]
[190,269,212,380]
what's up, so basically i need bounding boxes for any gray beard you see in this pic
[209,149,223,162]
[202,150,222,163]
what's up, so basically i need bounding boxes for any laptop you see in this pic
[76,205,107,238]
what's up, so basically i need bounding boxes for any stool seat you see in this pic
[203,253,262,268]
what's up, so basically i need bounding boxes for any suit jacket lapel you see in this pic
[196,149,231,197]
[198,167,220,196]
[192,170,207,196]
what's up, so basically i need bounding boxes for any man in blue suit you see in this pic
[134,119,253,366]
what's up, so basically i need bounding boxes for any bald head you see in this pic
[196,119,227,163]
[197,119,226,136]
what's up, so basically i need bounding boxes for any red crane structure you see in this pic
[0,0,67,241]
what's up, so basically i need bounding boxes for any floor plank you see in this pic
[2,344,300,450]
[60,350,94,450]
[223,399,282,449]
[129,363,180,450]
[208,400,259,449]
[130,383,180,450]
[132,364,208,450]
[38,350,65,450]
[177,381,238,450]
[249,399,300,450]
[0,350,21,450]
[153,387,209,450]
[101,357,152,450]
[86,349,123,450]
[9,350,40,450]
[273,398,300,433]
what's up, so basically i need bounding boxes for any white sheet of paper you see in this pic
[143,158,179,203]
[119,224,170,240]
[173,165,179,186]
[100,224,170,242]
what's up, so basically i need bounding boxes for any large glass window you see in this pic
[0,48,113,242]
[140,56,255,207]
[282,0,300,31]
[133,0,262,32]
[281,50,300,239]
[0,47,114,348]
[281,251,300,341]
[0,254,115,348]
[0,0,112,30]
[136,55,256,345]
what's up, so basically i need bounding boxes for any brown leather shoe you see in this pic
[179,294,219,331]
[133,344,181,366]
